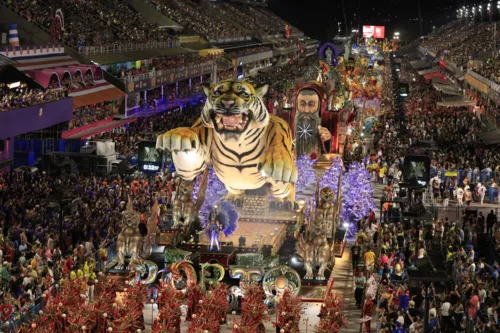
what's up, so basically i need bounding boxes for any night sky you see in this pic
[268,0,460,42]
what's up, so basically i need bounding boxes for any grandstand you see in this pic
[0,0,316,171]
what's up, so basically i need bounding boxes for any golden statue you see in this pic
[107,196,158,270]
[295,173,341,280]
[315,187,335,237]
[172,168,208,232]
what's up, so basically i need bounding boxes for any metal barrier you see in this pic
[77,40,180,55]
[434,206,500,221]
[430,169,499,187]
[0,297,42,332]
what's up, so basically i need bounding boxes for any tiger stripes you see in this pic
[157,79,297,203]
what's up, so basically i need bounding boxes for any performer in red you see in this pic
[362,295,374,333]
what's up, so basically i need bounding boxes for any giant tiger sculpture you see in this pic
[156,80,298,205]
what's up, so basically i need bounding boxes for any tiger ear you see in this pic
[255,84,269,99]
[202,82,211,97]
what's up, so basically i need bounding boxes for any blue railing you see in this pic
[0,240,117,331]
[430,169,500,203]
[0,297,42,332]
[430,169,498,185]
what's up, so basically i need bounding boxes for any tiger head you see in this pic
[319,187,335,202]
[202,80,269,141]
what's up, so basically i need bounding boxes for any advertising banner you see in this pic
[362,25,385,39]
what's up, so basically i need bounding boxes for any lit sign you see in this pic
[362,25,385,39]
[142,164,160,171]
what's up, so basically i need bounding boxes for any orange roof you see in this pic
[72,86,125,108]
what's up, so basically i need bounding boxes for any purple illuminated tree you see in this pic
[318,159,376,239]
[318,156,343,193]
[341,162,376,238]
[295,155,317,194]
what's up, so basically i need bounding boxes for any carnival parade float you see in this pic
[15,42,382,332]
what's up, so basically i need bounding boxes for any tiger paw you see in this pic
[156,127,199,152]
[258,146,298,183]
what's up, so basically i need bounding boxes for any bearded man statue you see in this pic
[294,87,332,158]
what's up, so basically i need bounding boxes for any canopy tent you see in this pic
[418,67,439,75]
[23,70,55,88]
[65,117,136,139]
[431,77,451,85]
[410,60,430,69]
[432,82,462,96]
[69,85,125,108]
[423,72,444,81]
[437,96,476,107]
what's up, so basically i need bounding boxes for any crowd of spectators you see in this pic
[68,102,115,130]
[421,20,497,65]
[227,46,271,59]
[207,1,297,36]
[374,60,500,176]
[350,53,500,333]
[0,168,172,322]
[248,5,301,35]
[93,100,203,159]
[365,57,499,211]
[7,0,174,47]
[0,85,66,112]
[469,58,500,85]
[355,200,500,333]
[145,0,245,40]
[274,39,299,48]
[114,53,219,79]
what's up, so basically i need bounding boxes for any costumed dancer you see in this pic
[208,208,222,252]
[204,201,238,253]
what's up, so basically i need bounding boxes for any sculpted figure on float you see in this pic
[107,197,157,270]
[156,79,297,206]
[315,187,335,236]
[295,174,341,280]
[172,168,208,232]
[294,84,332,158]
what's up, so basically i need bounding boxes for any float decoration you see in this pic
[152,284,183,333]
[232,282,268,333]
[294,155,317,193]
[188,283,230,333]
[262,266,301,296]
[274,288,302,333]
[156,80,298,206]
[314,291,348,333]
[106,196,156,271]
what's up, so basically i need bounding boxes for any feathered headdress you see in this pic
[204,201,238,237]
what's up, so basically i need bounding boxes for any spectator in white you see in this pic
[409,316,421,333]
[85,238,95,257]
[396,310,405,326]
[456,186,464,206]
[440,298,451,332]
[19,239,28,253]
[478,284,487,307]
[395,166,402,182]
[478,182,486,205]
[86,276,95,303]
